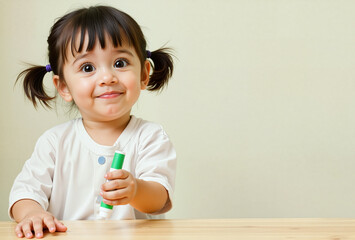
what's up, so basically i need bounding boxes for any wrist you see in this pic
[130,178,140,203]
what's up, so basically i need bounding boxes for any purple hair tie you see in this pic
[146,50,152,59]
[45,64,52,73]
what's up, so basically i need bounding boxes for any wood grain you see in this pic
[1,218,355,239]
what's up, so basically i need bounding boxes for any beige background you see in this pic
[1,0,355,220]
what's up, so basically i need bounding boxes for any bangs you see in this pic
[61,7,138,61]
[49,6,146,76]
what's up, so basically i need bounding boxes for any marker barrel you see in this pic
[99,151,125,219]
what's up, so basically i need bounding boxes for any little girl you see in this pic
[9,5,176,239]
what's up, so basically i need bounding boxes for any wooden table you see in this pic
[1,218,355,239]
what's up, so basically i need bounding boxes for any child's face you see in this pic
[54,34,150,123]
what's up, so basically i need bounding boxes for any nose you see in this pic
[99,70,118,86]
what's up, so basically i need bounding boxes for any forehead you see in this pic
[65,30,134,59]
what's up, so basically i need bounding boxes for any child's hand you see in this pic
[15,210,67,239]
[100,169,137,206]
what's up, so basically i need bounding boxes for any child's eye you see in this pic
[81,64,95,73]
[114,59,128,68]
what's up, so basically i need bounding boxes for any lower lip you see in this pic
[98,93,121,99]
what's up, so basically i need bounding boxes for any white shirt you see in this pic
[9,116,176,220]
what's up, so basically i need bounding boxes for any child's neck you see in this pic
[82,115,131,146]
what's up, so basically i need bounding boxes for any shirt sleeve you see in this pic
[8,131,56,219]
[135,124,177,215]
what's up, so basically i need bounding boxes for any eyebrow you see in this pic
[72,49,134,65]
[115,49,134,57]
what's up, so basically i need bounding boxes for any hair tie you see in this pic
[146,50,151,59]
[45,64,52,72]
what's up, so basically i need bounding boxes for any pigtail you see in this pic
[16,65,54,109]
[147,48,174,91]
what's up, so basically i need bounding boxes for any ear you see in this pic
[53,75,73,102]
[140,60,151,90]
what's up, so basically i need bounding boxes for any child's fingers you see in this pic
[13,213,65,239]
[32,217,44,238]
[101,188,127,200]
[101,178,128,191]
[20,220,34,239]
[14,224,24,238]
[102,197,129,206]
[53,218,67,232]
[105,169,128,180]
[43,216,56,233]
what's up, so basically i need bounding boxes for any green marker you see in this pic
[99,151,125,219]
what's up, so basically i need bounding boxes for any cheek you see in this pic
[68,79,94,97]
[122,72,142,91]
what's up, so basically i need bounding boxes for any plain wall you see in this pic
[1,0,355,220]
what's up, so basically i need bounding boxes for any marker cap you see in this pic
[111,151,125,169]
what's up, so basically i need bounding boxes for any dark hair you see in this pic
[16,5,174,108]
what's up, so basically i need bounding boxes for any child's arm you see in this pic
[100,170,168,214]
[11,199,67,238]
[130,179,168,213]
